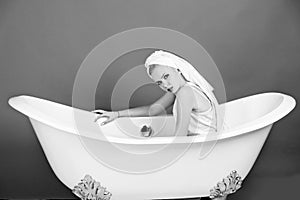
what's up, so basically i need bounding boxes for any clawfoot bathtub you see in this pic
[8,92,295,200]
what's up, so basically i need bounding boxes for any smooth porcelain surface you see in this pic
[8,92,296,199]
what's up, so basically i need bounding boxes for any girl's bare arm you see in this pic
[173,86,194,136]
[118,92,175,117]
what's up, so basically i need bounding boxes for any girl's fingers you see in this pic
[101,121,107,126]
[101,119,113,126]
[94,116,101,122]
[94,115,108,122]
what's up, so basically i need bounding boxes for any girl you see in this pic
[93,50,219,137]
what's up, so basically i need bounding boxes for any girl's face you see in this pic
[151,65,185,93]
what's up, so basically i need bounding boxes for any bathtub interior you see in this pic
[12,95,178,139]
[221,93,284,129]
[9,93,289,142]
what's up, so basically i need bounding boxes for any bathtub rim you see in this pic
[8,92,296,145]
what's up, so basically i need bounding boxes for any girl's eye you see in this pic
[163,74,169,79]
[156,81,162,85]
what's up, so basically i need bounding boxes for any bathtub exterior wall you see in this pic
[29,118,272,199]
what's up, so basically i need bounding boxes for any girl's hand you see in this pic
[91,109,119,125]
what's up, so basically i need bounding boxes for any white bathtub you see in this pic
[8,92,296,199]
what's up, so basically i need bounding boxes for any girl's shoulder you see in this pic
[176,82,198,96]
[176,85,194,100]
[176,83,211,110]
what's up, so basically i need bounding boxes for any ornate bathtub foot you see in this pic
[72,174,112,200]
[209,170,243,200]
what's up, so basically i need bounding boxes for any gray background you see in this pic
[1,0,300,199]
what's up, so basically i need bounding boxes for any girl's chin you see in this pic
[170,87,178,93]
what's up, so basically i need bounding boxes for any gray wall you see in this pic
[1,0,300,199]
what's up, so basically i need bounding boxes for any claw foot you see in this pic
[209,170,243,200]
[72,174,112,200]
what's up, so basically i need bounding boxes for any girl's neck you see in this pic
[179,74,188,86]
[174,79,188,95]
